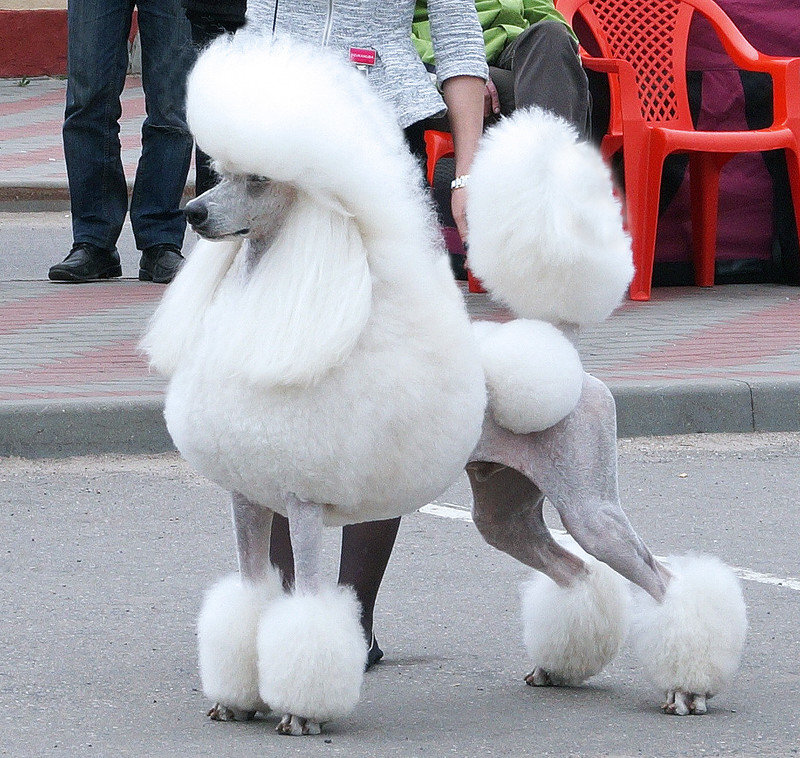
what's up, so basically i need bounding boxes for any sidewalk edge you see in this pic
[2,378,798,458]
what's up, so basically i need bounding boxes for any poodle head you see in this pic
[184,171,296,242]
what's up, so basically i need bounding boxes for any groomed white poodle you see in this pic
[141,32,747,736]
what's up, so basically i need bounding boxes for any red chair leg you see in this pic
[423,130,454,186]
[622,134,662,301]
[689,152,729,288]
[784,146,800,271]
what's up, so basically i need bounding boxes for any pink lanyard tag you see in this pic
[349,47,377,71]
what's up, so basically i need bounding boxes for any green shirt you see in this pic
[413,0,576,65]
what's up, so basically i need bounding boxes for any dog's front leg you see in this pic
[258,494,367,736]
[284,494,324,595]
[199,493,281,723]
[231,492,275,583]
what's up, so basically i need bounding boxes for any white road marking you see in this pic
[420,502,800,592]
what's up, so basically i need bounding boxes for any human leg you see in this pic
[186,11,245,195]
[130,0,193,253]
[62,0,132,251]
[496,19,591,139]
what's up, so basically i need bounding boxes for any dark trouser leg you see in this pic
[63,0,132,250]
[129,0,193,250]
[495,19,591,140]
[269,513,400,638]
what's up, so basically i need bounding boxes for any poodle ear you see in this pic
[141,237,242,376]
[221,193,373,387]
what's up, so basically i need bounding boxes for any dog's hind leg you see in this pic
[467,458,631,687]
[257,494,368,736]
[199,493,282,722]
[466,461,587,587]
[474,374,746,712]
[470,374,664,687]
[476,374,672,601]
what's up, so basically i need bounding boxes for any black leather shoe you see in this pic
[139,243,185,284]
[48,242,122,282]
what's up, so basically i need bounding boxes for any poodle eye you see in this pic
[247,175,270,184]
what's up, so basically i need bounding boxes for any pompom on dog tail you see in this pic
[466,107,633,326]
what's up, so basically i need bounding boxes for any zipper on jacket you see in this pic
[321,0,334,46]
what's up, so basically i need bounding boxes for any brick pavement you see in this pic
[0,76,798,455]
[0,277,798,429]
[0,76,149,190]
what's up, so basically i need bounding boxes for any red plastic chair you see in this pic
[555,0,800,300]
[423,129,486,293]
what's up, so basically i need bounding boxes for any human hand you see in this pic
[483,79,500,119]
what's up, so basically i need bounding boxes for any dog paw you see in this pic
[524,667,554,686]
[207,703,257,721]
[276,713,322,736]
[661,690,708,716]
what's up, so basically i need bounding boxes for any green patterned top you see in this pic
[413,0,575,65]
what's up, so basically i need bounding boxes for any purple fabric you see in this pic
[655,0,800,263]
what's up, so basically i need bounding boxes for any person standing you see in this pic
[49,0,195,284]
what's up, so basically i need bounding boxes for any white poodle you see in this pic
[141,32,747,736]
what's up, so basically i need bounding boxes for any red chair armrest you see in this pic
[579,52,644,124]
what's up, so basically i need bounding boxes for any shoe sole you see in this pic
[48,265,122,283]
[138,268,175,284]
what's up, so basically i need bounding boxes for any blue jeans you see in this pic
[63,0,194,251]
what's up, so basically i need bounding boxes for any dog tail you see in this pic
[466,107,633,328]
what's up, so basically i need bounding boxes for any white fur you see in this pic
[197,571,283,712]
[521,539,631,685]
[256,587,367,722]
[140,238,241,377]
[631,554,747,697]
[473,319,584,433]
[212,195,373,387]
[146,34,488,525]
[467,108,633,325]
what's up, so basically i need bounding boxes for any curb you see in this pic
[3,378,798,459]
[0,397,172,458]
[0,182,71,212]
[613,378,800,436]
[0,181,197,213]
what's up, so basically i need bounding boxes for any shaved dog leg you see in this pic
[466,462,588,587]
[284,494,325,595]
[231,492,275,584]
[473,374,671,602]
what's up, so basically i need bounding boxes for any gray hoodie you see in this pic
[247,0,488,127]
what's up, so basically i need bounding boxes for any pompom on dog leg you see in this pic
[631,554,747,715]
[256,586,368,735]
[256,494,367,736]
[197,571,283,720]
[521,540,631,687]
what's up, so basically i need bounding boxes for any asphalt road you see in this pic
[2,432,799,757]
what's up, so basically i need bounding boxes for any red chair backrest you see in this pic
[558,0,698,129]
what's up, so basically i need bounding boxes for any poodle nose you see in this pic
[184,201,208,227]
